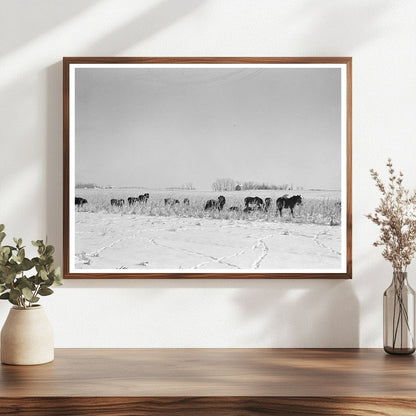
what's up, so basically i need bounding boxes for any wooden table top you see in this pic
[1,348,415,398]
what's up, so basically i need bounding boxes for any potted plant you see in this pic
[0,224,62,365]
[367,159,416,354]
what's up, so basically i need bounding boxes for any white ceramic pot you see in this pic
[1,305,54,365]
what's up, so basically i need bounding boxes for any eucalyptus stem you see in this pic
[0,225,62,309]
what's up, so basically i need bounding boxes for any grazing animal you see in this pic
[244,196,264,210]
[75,197,87,207]
[205,195,226,211]
[276,195,302,217]
[111,198,125,207]
[183,198,190,205]
[138,193,149,203]
[264,197,272,212]
[164,198,180,206]
[128,197,140,206]
[244,196,254,207]
[128,194,149,205]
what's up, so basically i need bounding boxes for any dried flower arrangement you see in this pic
[367,159,416,272]
[367,159,416,354]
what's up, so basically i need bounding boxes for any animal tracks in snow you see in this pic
[313,231,341,256]
[251,235,273,269]
[75,212,342,270]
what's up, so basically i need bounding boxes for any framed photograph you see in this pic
[63,57,352,279]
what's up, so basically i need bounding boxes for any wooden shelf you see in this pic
[1,348,415,415]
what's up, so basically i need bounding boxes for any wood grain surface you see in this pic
[1,348,415,415]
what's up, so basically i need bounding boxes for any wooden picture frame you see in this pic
[63,57,352,279]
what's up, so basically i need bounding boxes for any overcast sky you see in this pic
[75,66,341,190]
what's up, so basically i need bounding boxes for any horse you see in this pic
[111,199,125,207]
[205,195,226,211]
[264,197,272,212]
[164,198,180,206]
[75,197,87,207]
[276,195,302,217]
[244,196,264,209]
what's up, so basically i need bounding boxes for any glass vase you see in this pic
[383,271,415,355]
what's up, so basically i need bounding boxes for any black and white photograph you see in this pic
[64,58,351,278]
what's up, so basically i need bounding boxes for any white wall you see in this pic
[1,0,415,347]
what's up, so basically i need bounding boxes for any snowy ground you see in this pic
[74,212,342,271]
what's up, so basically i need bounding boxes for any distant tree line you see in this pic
[211,178,303,191]
[166,182,195,190]
[75,183,114,189]
[75,182,98,189]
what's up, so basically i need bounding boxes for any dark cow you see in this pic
[183,198,190,205]
[205,195,226,211]
[264,197,272,212]
[244,196,264,210]
[164,198,180,206]
[111,198,125,207]
[75,197,87,207]
[276,195,302,217]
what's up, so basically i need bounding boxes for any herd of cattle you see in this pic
[75,194,304,217]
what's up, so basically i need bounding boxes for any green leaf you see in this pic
[0,224,4,232]
[2,272,16,284]
[17,248,25,263]
[0,232,6,244]
[0,292,9,299]
[0,246,10,255]
[45,245,55,256]
[34,274,43,285]
[22,287,34,300]
[9,288,21,301]
[8,297,18,306]
[17,276,35,290]
[38,287,53,296]
[39,269,48,281]
[0,252,8,266]
[20,257,33,271]
[53,267,63,285]
[3,245,17,251]
[0,286,7,294]
[32,240,43,247]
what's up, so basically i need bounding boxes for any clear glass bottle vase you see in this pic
[383,271,415,355]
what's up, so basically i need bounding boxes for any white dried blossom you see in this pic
[367,159,416,272]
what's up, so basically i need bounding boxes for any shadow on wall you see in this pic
[82,0,205,55]
[233,279,359,347]
[0,0,101,57]
[45,0,205,264]
[46,62,63,264]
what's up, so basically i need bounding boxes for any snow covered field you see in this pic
[75,212,342,271]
